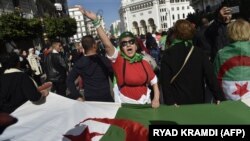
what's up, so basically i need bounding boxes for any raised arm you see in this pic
[78,6,115,56]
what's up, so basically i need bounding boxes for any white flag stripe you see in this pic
[119,88,151,104]
[222,81,250,100]
[0,93,121,141]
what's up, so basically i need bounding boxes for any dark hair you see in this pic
[0,52,20,70]
[81,35,96,52]
[166,28,175,46]
[145,32,157,49]
[161,31,168,36]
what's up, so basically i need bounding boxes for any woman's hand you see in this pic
[40,89,49,97]
[151,98,160,108]
[76,6,97,21]
[216,100,221,105]
[76,97,85,102]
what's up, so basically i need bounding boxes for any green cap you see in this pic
[119,31,135,41]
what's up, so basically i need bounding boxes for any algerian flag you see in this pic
[214,41,250,101]
[0,94,121,141]
[222,81,250,100]
[1,93,250,141]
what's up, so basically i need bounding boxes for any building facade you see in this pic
[0,0,37,18]
[68,6,87,41]
[0,0,69,18]
[190,0,223,13]
[68,6,106,41]
[110,20,122,38]
[119,0,194,35]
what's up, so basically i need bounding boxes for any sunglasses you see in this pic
[120,39,135,47]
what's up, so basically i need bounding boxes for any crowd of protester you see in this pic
[1,4,250,132]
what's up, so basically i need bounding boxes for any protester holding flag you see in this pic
[0,52,50,113]
[160,20,225,105]
[78,6,160,108]
[214,19,250,100]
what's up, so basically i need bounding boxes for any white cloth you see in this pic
[27,54,42,75]
[0,94,121,141]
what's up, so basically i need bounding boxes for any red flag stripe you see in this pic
[81,118,148,141]
[218,56,250,85]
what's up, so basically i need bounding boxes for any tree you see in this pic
[0,11,77,51]
[0,11,42,41]
[44,17,77,39]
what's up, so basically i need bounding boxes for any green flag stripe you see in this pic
[214,41,250,78]
[101,101,250,140]
[222,66,250,80]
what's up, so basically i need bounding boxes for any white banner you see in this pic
[0,93,121,141]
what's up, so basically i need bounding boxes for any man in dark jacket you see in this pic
[44,39,68,96]
[67,35,114,102]
[205,6,232,62]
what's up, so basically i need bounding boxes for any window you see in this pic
[178,14,180,19]
[175,0,179,2]
[160,0,166,4]
[172,15,175,20]
[182,6,184,10]
[165,23,168,28]
[187,6,190,9]
[78,33,82,38]
[177,7,179,10]
[171,7,174,11]
[170,0,174,3]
